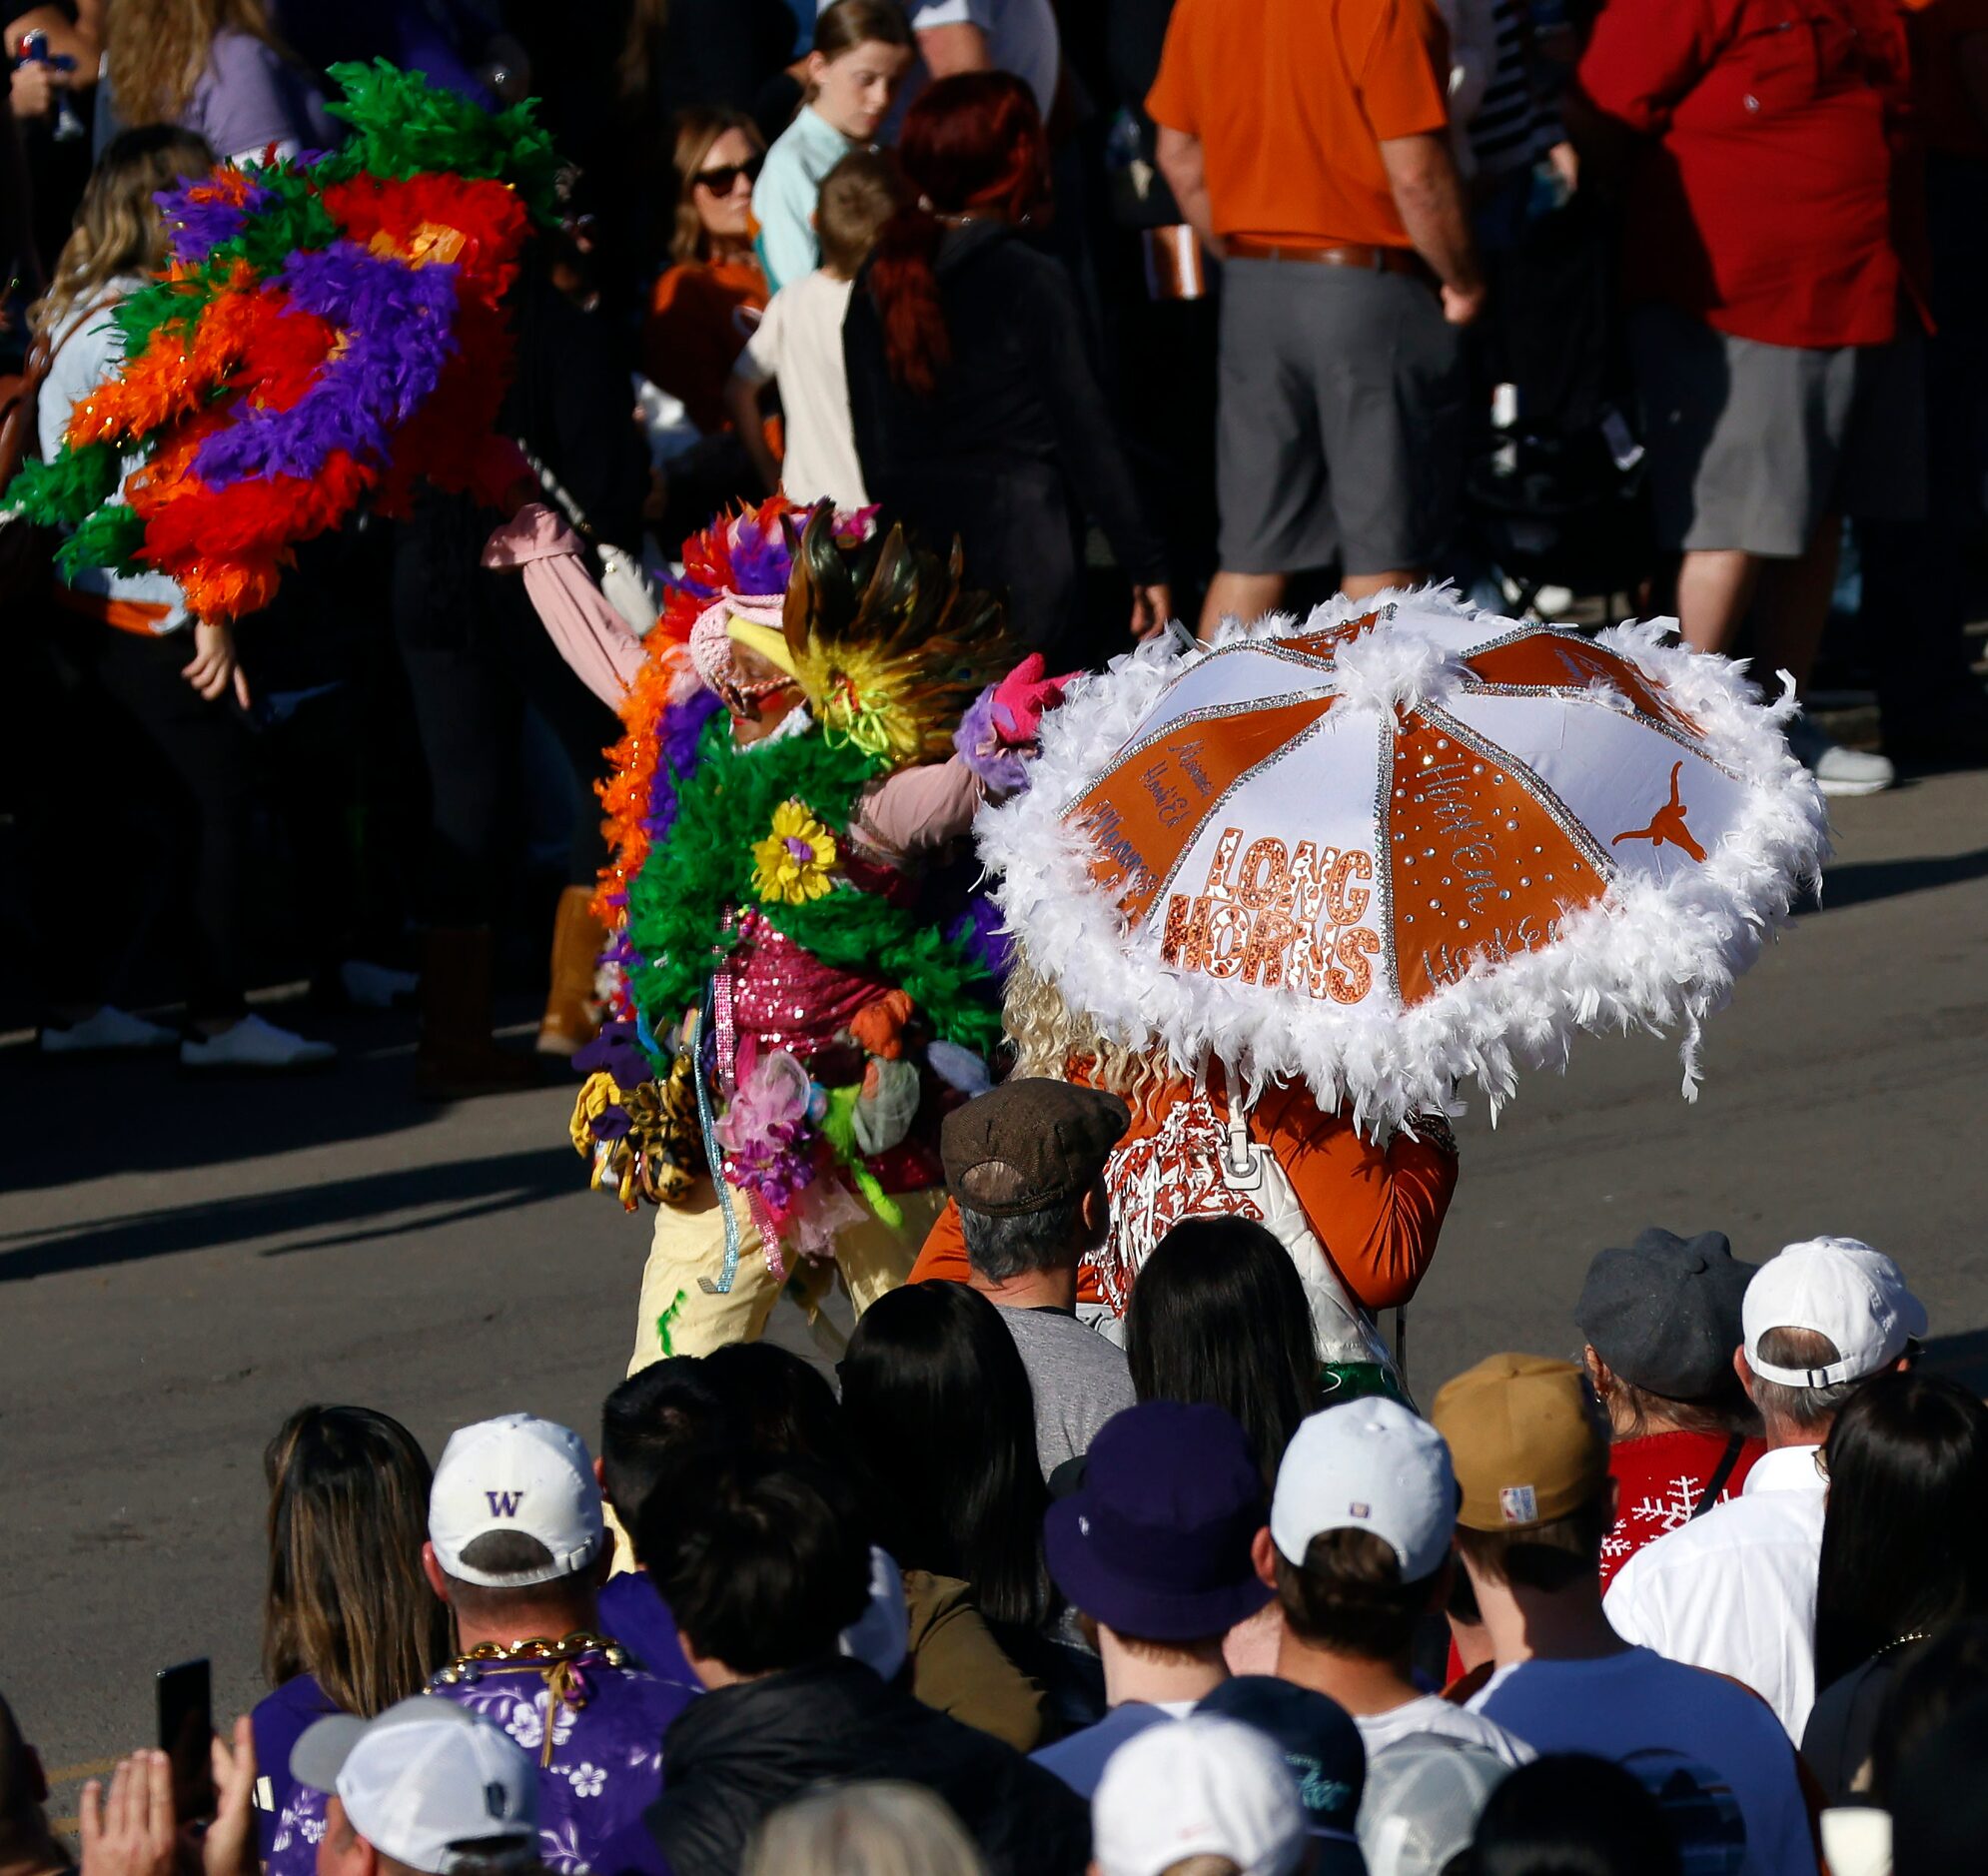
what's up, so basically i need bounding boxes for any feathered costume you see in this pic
[4,61,560,622]
[503,495,1046,1361]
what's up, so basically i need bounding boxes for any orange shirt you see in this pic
[641,256,768,436]
[1145,0,1453,247]
[910,1071,1457,1315]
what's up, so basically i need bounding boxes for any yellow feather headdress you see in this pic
[777,507,1012,769]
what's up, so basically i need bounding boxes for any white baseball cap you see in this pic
[1360,1736,1511,1876]
[1743,1238,1926,1388]
[1093,1716,1307,1876]
[429,1413,603,1587]
[1271,1398,1456,1583]
[292,1698,535,1874]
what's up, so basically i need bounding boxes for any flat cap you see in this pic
[940,1078,1130,1217]
[1574,1227,1755,1402]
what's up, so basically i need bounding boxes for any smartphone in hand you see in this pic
[156,1658,217,1826]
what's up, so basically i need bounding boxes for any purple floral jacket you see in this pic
[267,1641,695,1876]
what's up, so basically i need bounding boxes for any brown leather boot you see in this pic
[536,883,607,1057]
[415,926,538,1100]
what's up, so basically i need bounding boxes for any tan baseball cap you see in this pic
[1429,1354,1608,1532]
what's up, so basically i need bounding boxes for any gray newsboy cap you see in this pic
[1573,1227,1756,1401]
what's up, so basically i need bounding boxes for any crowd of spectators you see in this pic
[4,0,1987,1073]
[2,1077,1983,1876]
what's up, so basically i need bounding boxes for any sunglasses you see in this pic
[692,156,762,194]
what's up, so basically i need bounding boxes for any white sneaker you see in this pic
[40,1005,179,1054]
[340,958,419,1009]
[1786,714,1895,796]
[180,1012,337,1071]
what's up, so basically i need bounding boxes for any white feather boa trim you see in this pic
[976,589,1831,1136]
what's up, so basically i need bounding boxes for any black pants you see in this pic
[393,504,621,927]
[1858,152,1988,733]
[37,614,253,1022]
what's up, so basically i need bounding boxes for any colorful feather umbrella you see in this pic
[4,60,563,622]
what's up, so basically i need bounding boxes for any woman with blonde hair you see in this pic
[27,127,331,1066]
[639,105,768,440]
[103,0,330,164]
[743,1782,990,1876]
[253,1406,447,1866]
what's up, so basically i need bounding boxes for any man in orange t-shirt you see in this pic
[1146,0,1485,639]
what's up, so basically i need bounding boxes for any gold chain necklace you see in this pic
[432,1631,630,1685]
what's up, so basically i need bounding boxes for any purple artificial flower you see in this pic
[950,896,1013,978]
[589,1106,633,1142]
[954,684,1030,793]
[575,1020,655,1093]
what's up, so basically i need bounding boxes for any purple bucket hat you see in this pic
[1045,1401,1272,1640]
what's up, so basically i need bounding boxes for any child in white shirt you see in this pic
[724,150,902,508]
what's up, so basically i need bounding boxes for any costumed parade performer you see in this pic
[919,589,1831,1392]
[486,492,1064,1361]
[2,62,570,1070]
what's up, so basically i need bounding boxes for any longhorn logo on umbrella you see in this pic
[1612,762,1706,864]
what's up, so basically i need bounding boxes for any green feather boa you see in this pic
[625,721,1001,1056]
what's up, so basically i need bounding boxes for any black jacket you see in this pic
[844,222,1166,657]
[646,1657,1091,1876]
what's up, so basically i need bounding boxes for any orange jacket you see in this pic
[910,1071,1458,1314]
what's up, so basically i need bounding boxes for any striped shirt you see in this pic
[1468,0,1561,178]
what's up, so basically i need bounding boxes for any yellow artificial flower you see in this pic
[752,800,838,905]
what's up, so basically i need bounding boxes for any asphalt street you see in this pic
[5,766,1987,1822]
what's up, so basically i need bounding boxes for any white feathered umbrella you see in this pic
[979,590,1830,1133]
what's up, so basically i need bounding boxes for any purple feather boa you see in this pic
[157,179,278,264]
[189,242,460,488]
[643,690,721,843]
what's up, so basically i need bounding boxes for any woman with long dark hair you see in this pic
[839,1281,1066,1741]
[840,1281,1055,1629]
[603,1337,1048,1747]
[1122,1217,1324,1674]
[1125,1217,1320,1491]
[843,72,1168,658]
[1802,1372,1988,1797]
[256,1406,447,1867]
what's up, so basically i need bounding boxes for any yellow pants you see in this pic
[627,1177,943,1371]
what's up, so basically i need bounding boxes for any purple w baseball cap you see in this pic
[1045,1402,1270,1640]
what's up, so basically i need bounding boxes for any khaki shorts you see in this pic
[1631,303,1926,556]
